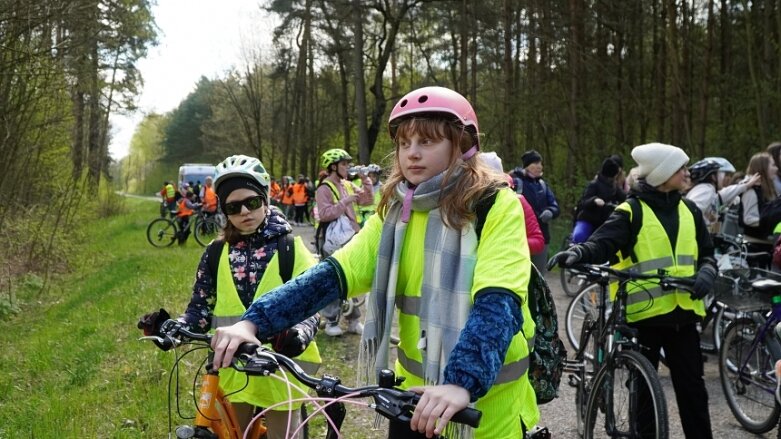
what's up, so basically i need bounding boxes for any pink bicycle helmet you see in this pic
[388,86,480,149]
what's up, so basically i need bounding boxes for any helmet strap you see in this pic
[461,145,478,161]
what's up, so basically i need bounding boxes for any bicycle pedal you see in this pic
[526,426,551,439]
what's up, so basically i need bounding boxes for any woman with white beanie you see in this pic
[550,142,715,438]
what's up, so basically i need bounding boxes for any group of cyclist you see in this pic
[158,178,219,245]
[143,82,781,438]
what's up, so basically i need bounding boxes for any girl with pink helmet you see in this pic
[210,86,538,438]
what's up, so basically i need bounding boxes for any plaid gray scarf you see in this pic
[358,167,478,394]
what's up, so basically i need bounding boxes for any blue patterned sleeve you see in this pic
[179,249,216,333]
[241,259,343,339]
[443,290,523,401]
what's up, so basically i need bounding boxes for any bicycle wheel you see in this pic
[583,350,669,439]
[194,217,219,247]
[566,283,604,352]
[575,319,598,436]
[719,317,781,433]
[146,218,177,247]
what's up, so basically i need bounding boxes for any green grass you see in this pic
[0,197,384,438]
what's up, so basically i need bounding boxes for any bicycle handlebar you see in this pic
[141,321,482,429]
[565,263,696,292]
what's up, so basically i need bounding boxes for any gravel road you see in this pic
[293,223,777,438]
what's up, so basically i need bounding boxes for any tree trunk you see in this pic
[353,0,369,163]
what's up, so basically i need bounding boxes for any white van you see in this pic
[178,163,216,189]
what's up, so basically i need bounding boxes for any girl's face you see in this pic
[397,132,453,186]
[336,161,350,179]
[225,188,267,233]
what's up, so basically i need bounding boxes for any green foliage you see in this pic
[0,198,383,437]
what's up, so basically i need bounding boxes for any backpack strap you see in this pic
[206,235,296,285]
[207,239,226,282]
[474,190,499,240]
[277,233,295,283]
[319,180,341,202]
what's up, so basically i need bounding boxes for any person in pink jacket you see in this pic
[479,152,545,255]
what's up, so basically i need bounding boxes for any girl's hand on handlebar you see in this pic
[211,320,261,369]
[409,384,470,438]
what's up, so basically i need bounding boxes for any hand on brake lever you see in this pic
[211,320,261,369]
[408,384,470,438]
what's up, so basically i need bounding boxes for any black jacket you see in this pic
[577,182,715,326]
[575,174,626,226]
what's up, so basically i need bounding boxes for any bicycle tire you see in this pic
[583,350,669,439]
[194,217,219,247]
[719,317,781,434]
[566,283,604,352]
[575,318,598,436]
[146,218,177,248]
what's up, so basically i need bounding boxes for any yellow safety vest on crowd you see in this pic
[165,183,175,201]
[212,237,322,409]
[612,199,704,322]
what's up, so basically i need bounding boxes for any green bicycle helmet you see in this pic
[321,148,352,170]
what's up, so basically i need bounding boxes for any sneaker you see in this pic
[347,320,364,335]
[324,323,343,337]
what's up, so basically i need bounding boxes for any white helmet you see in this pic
[214,155,270,191]
[703,156,736,173]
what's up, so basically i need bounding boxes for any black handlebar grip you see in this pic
[450,407,482,428]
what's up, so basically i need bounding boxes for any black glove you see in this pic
[691,264,717,300]
[138,309,177,351]
[547,245,584,270]
[137,308,171,336]
[266,315,320,358]
[267,328,307,358]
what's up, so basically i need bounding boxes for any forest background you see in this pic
[3,0,781,314]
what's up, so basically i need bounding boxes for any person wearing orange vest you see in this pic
[269,177,282,207]
[291,174,309,226]
[175,190,200,245]
[281,176,295,219]
[201,176,218,214]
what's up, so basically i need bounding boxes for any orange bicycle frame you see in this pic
[195,371,267,439]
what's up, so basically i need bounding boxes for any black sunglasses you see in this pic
[223,195,265,215]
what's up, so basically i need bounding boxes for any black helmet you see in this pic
[689,159,721,184]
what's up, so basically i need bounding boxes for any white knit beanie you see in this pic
[479,151,504,173]
[631,142,689,187]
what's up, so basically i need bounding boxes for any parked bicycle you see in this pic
[146,208,223,248]
[559,263,695,439]
[564,232,758,356]
[141,320,481,438]
[717,267,781,434]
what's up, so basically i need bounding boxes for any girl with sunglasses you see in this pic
[210,87,539,438]
[164,155,322,438]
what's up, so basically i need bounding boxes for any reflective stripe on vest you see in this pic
[612,199,703,322]
[397,348,529,386]
[396,295,535,351]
